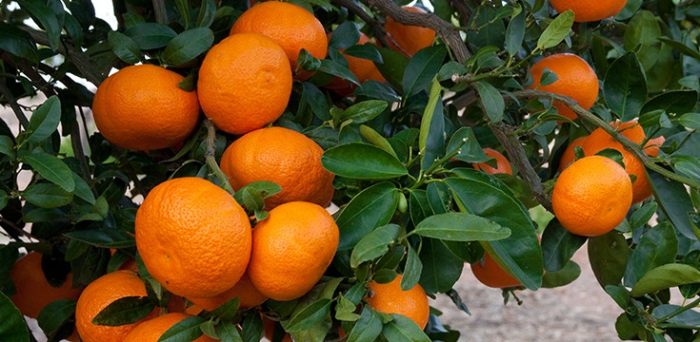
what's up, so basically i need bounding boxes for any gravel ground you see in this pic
[433,244,623,342]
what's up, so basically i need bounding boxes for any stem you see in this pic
[204,119,235,195]
[0,216,43,242]
[656,297,700,324]
[513,89,700,190]
[152,0,169,25]
[0,75,30,129]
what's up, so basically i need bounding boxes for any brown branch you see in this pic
[361,0,471,62]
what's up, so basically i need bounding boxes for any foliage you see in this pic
[1,0,700,341]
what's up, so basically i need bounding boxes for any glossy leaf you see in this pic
[92,296,155,326]
[418,238,464,294]
[338,100,388,124]
[541,260,581,288]
[350,224,401,268]
[413,212,510,241]
[401,245,423,291]
[124,23,178,50]
[25,95,61,144]
[336,182,399,250]
[419,79,445,170]
[22,183,73,208]
[163,28,214,66]
[640,90,698,118]
[505,11,526,56]
[604,52,647,121]
[284,299,332,332]
[402,46,447,97]
[196,0,216,27]
[0,292,29,341]
[375,47,409,91]
[447,127,487,163]
[359,125,397,158]
[537,9,574,50]
[37,299,76,340]
[159,316,206,342]
[0,23,38,62]
[475,81,504,123]
[623,11,661,71]
[541,219,587,272]
[107,31,142,64]
[322,143,408,180]
[631,264,700,297]
[22,153,75,192]
[649,169,697,239]
[348,307,383,342]
[319,59,360,85]
[679,113,700,131]
[17,0,61,50]
[624,222,678,288]
[382,314,431,342]
[653,304,700,328]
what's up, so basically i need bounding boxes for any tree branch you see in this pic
[0,74,30,129]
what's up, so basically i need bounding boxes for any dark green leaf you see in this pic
[631,264,700,297]
[158,316,206,342]
[26,95,61,144]
[623,10,661,71]
[0,292,30,341]
[0,136,14,159]
[163,28,214,66]
[344,44,383,63]
[354,80,400,103]
[17,0,61,50]
[196,0,217,27]
[640,90,698,118]
[328,21,360,50]
[653,304,700,328]
[64,226,135,248]
[37,299,76,340]
[659,37,700,61]
[319,59,360,85]
[381,314,431,342]
[673,156,700,183]
[604,52,648,121]
[22,183,73,208]
[210,297,240,321]
[0,23,38,62]
[624,222,678,288]
[605,285,631,310]
[537,10,574,50]
[402,46,447,97]
[284,299,332,332]
[350,224,401,268]
[375,47,409,91]
[541,219,587,272]
[447,127,487,163]
[401,245,422,291]
[541,260,581,288]
[107,31,142,64]
[339,100,388,124]
[322,143,408,180]
[475,81,505,122]
[649,169,697,240]
[419,238,464,294]
[347,307,383,342]
[629,202,658,230]
[217,321,243,342]
[92,296,155,326]
[124,23,178,50]
[466,6,506,50]
[336,182,399,250]
[413,212,509,241]
[72,172,96,205]
[679,113,700,130]
[505,11,526,56]
[0,190,8,211]
[22,153,75,192]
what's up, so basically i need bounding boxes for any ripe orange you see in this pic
[324,32,386,97]
[527,53,599,121]
[558,136,587,171]
[582,121,652,203]
[92,64,200,151]
[123,313,216,342]
[197,33,292,135]
[644,136,665,157]
[383,6,436,57]
[247,201,339,301]
[230,1,327,77]
[9,252,83,319]
[75,270,158,342]
[188,273,268,312]
[135,177,252,299]
[472,147,513,175]
[220,126,335,209]
[365,275,430,329]
[552,155,633,237]
[471,251,522,288]
[550,0,627,22]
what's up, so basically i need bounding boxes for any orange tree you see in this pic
[1,0,700,341]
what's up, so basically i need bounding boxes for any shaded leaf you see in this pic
[631,264,700,297]
[0,292,30,341]
[350,224,401,268]
[22,153,75,192]
[604,52,647,121]
[163,28,214,66]
[336,182,399,250]
[402,46,447,97]
[107,31,142,64]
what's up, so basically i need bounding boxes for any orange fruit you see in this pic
[383,6,436,57]
[365,275,430,329]
[123,312,216,342]
[550,0,627,22]
[527,53,599,121]
[644,136,665,157]
[188,273,268,312]
[9,252,83,319]
[324,32,386,97]
[197,33,292,135]
[135,177,252,299]
[472,147,513,175]
[558,136,587,171]
[471,251,522,288]
[582,121,652,203]
[92,64,200,151]
[230,1,327,77]
[75,270,158,342]
[220,126,335,209]
[552,155,633,237]
[247,201,339,301]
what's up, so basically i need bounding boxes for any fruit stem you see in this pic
[203,119,235,195]
[514,89,700,190]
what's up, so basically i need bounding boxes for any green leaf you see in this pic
[445,175,543,290]
[505,11,526,56]
[624,222,678,288]
[217,321,243,342]
[26,96,61,144]
[447,127,486,163]
[604,52,648,121]
[284,299,332,332]
[659,37,700,61]
[158,316,206,342]
[653,304,700,328]
[679,113,700,131]
[466,6,505,50]
[413,212,510,241]
[163,28,214,66]
[72,172,96,205]
[92,296,155,326]
[537,10,574,50]
[0,136,15,159]
[0,190,8,211]
[640,90,698,118]
[649,169,697,240]
[124,23,178,50]
[605,285,631,310]
[210,297,240,321]
[339,100,388,124]
[64,227,135,248]
[196,0,216,27]
[409,190,432,227]
[673,155,700,184]
[541,260,581,288]
[322,143,408,180]
[375,47,409,92]
[344,44,383,63]
[623,10,661,71]
[17,0,61,50]
[631,264,700,297]
[629,202,658,230]
[401,245,422,291]
[402,46,447,97]
[0,23,38,63]
[335,294,361,322]
[474,81,505,122]
[418,238,464,294]
[347,307,383,342]
[541,219,587,273]
[359,125,398,158]
[336,182,399,250]
[381,314,431,342]
[350,224,401,268]
[0,291,30,341]
[419,79,445,170]
[319,59,360,85]
[37,299,76,340]
[22,153,75,192]
[107,31,142,64]
[22,183,73,208]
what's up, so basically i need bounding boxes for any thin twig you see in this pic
[0,76,30,129]
[1,216,43,242]
[204,119,235,194]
